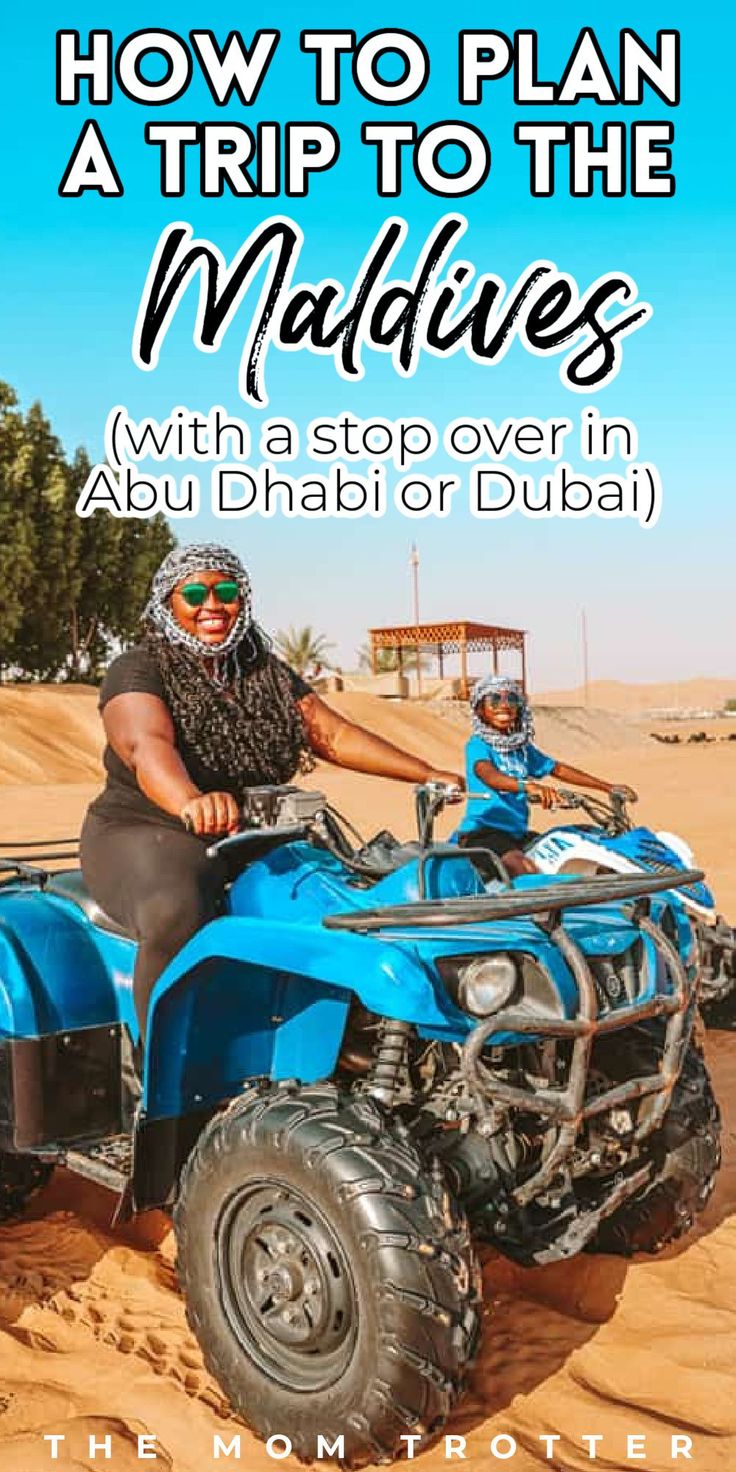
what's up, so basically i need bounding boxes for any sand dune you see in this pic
[0,684,733,1469]
[0,687,102,785]
[536,676,736,714]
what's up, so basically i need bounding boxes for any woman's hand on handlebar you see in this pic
[527,781,558,810]
[427,769,466,795]
[180,792,240,837]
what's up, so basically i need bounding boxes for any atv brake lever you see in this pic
[206,824,309,859]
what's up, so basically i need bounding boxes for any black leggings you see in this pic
[81,812,228,1038]
[457,826,537,881]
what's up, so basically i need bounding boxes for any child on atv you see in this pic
[455,674,636,877]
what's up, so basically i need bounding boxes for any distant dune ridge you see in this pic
[535,676,736,713]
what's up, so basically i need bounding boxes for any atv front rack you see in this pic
[325,868,702,1221]
[462,912,692,1209]
[322,866,704,932]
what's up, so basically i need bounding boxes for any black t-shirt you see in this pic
[89,644,312,827]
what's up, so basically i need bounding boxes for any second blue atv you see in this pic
[524,786,736,1028]
[0,783,721,1465]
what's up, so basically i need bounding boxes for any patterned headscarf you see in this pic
[140,543,314,798]
[142,542,254,665]
[470,673,534,753]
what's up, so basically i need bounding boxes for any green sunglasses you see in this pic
[179,580,240,608]
[485,690,522,709]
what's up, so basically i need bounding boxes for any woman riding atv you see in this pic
[81,543,461,1034]
[455,673,636,877]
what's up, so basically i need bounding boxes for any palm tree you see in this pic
[275,625,335,676]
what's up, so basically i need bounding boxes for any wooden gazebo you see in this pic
[368,620,527,699]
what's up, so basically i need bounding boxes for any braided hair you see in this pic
[141,543,314,802]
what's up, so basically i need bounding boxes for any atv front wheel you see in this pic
[697,917,736,1030]
[590,1041,720,1256]
[0,1152,53,1222]
[700,989,736,1031]
[175,1083,480,1467]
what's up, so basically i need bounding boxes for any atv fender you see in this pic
[0,894,132,1150]
[0,892,132,1036]
[143,916,457,1121]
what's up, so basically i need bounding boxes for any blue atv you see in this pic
[0,783,721,1465]
[524,787,736,1027]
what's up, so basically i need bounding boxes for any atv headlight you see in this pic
[441,954,519,1017]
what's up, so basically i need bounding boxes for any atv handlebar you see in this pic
[413,782,635,847]
[543,786,634,832]
[463,784,633,833]
[204,781,469,867]
[203,777,636,872]
[202,780,633,866]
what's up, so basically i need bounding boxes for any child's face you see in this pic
[479,691,522,735]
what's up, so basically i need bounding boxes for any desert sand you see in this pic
[535,676,736,715]
[0,685,734,1471]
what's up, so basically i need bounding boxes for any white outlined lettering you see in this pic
[353,31,429,105]
[56,30,112,103]
[189,29,279,105]
[458,32,513,103]
[59,120,124,196]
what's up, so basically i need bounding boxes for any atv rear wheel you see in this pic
[0,1152,53,1222]
[175,1083,480,1467]
[590,1041,720,1256]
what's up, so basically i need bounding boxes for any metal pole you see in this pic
[409,543,421,696]
[410,542,420,624]
[581,608,590,707]
[460,631,468,700]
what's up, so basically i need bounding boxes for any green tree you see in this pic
[4,401,82,678]
[0,385,176,681]
[113,516,176,646]
[0,384,38,670]
[68,450,121,677]
[68,456,175,676]
[275,625,335,675]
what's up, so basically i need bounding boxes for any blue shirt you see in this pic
[456,734,556,837]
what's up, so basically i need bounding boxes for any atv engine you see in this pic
[336,1003,714,1265]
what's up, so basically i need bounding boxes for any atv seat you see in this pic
[45,870,134,941]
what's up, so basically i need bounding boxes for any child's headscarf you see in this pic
[470,673,535,753]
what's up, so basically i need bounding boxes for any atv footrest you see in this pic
[64,1135,133,1193]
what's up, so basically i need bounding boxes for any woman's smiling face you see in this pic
[170,568,242,647]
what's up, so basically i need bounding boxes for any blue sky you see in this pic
[2,2,734,688]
